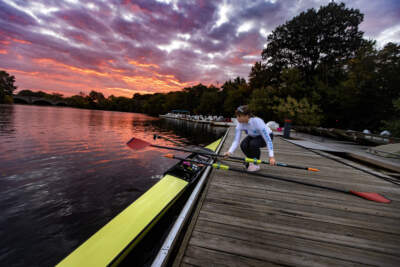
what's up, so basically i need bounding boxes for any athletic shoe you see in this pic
[247,163,260,172]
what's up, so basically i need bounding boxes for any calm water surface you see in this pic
[0,104,225,267]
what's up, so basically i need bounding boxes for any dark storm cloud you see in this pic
[54,9,111,35]
[0,1,38,26]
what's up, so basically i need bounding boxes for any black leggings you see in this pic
[240,134,273,159]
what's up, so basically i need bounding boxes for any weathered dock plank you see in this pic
[172,127,400,266]
[194,220,400,266]
[183,245,281,267]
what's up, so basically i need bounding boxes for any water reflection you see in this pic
[0,105,225,267]
[0,104,15,136]
[149,117,226,146]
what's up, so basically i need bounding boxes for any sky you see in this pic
[1,0,399,98]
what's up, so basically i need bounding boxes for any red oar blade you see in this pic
[126,138,151,150]
[350,191,391,203]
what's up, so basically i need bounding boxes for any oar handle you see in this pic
[240,157,320,172]
[150,144,217,156]
[276,162,319,172]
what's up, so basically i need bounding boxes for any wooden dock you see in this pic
[171,127,400,266]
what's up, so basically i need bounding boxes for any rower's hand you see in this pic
[269,157,276,166]
[223,151,232,158]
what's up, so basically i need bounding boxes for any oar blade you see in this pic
[127,138,151,150]
[350,191,391,203]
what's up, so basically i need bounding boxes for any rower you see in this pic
[224,105,275,172]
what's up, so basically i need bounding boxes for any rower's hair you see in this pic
[235,105,253,117]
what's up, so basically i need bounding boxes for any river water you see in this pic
[0,104,225,267]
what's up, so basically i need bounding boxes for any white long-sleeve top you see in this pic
[228,117,274,157]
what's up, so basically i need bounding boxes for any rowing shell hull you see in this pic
[57,138,221,267]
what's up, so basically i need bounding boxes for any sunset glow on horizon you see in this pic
[1,0,399,98]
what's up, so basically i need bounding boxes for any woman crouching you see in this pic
[224,105,275,172]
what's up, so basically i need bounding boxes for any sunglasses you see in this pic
[236,106,245,113]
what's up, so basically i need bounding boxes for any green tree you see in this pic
[382,98,400,137]
[272,96,323,126]
[132,93,153,113]
[66,95,89,108]
[336,41,400,130]
[0,70,17,103]
[17,89,36,96]
[220,77,251,116]
[88,90,106,108]
[223,83,252,116]
[277,68,311,99]
[143,93,167,116]
[336,41,378,129]
[48,93,64,102]
[262,2,364,79]
[375,42,400,112]
[248,62,274,90]
[248,86,279,121]
[163,91,187,113]
[182,84,208,112]
[195,86,220,115]
[107,95,133,112]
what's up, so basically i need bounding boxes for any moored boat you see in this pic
[211,121,236,127]
[57,138,223,267]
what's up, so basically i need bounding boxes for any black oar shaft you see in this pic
[150,143,318,171]
[173,156,346,194]
[153,134,185,147]
[150,144,217,156]
[229,166,346,193]
[277,163,308,170]
[229,156,308,170]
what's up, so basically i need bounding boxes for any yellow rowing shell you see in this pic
[57,138,221,267]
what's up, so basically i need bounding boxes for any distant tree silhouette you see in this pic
[0,70,17,103]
